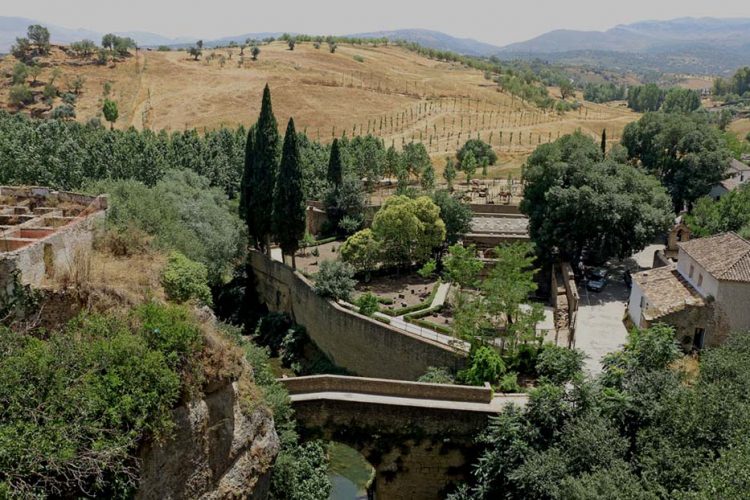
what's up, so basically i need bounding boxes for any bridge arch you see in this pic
[280,375,527,499]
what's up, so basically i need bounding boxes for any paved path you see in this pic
[574,244,663,374]
[290,391,527,413]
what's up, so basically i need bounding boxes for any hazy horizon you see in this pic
[4,0,750,46]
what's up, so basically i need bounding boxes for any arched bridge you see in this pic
[279,375,527,500]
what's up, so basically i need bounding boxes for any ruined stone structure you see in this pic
[250,251,467,380]
[550,262,579,347]
[281,375,527,499]
[464,203,530,250]
[0,186,106,300]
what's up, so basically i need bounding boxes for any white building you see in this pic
[628,232,750,349]
[708,159,750,200]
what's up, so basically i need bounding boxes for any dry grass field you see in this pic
[0,41,640,175]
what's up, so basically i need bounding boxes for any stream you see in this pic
[327,443,374,500]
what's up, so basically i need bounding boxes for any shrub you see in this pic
[536,345,586,384]
[89,170,245,283]
[0,305,201,497]
[8,84,33,107]
[50,103,76,120]
[461,346,506,386]
[313,260,356,301]
[418,366,455,384]
[356,292,379,316]
[497,371,521,392]
[338,214,362,235]
[353,55,365,63]
[418,259,437,278]
[160,251,212,305]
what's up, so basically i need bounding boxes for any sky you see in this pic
[5,0,750,46]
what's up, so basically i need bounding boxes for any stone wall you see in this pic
[250,251,467,380]
[280,375,491,403]
[469,203,521,215]
[716,281,750,335]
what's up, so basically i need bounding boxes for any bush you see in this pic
[338,214,362,235]
[418,259,437,278]
[50,103,76,120]
[536,345,585,384]
[89,170,245,283]
[313,260,356,301]
[461,346,506,386]
[0,305,203,497]
[418,366,455,384]
[8,84,33,107]
[160,251,213,305]
[356,292,379,316]
[353,55,365,63]
[497,371,521,392]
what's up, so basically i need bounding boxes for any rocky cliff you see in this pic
[137,377,279,499]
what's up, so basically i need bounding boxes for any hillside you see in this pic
[0,41,637,172]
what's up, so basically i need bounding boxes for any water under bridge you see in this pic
[279,375,527,499]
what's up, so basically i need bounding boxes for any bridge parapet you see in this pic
[279,374,492,403]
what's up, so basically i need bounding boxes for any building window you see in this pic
[689,264,694,279]
[640,296,645,309]
[698,274,703,287]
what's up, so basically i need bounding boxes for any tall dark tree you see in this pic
[601,129,607,155]
[273,118,306,268]
[243,84,280,254]
[327,138,343,189]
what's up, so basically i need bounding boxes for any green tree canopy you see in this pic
[521,131,673,262]
[371,195,446,267]
[685,185,750,239]
[622,112,732,210]
[457,138,497,167]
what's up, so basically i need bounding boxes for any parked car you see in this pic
[586,268,609,292]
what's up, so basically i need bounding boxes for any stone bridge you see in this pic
[279,375,527,499]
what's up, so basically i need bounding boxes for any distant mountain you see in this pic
[0,16,193,52]
[500,17,750,53]
[498,17,750,74]
[350,29,501,57]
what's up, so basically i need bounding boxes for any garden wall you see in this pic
[249,251,467,380]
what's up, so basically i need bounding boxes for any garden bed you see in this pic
[354,273,439,315]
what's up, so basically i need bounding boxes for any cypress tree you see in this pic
[244,84,280,254]
[327,138,343,189]
[601,129,607,156]
[273,118,305,268]
[239,124,255,222]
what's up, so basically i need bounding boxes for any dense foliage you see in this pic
[89,170,245,283]
[451,326,750,499]
[241,339,332,500]
[622,112,731,210]
[0,304,204,497]
[686,184,750,239]
[160,251,213,305]
[521,132,673,262]
[582,82,625,103]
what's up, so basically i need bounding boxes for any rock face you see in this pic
[137,379,279,500]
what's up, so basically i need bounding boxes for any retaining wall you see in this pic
[250,251,467,380]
